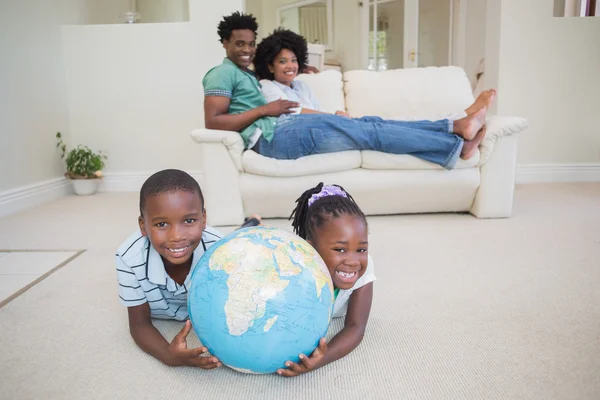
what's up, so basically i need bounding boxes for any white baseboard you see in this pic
[100,171,204,192]
[516,163,600,184]
[0,177,72,219]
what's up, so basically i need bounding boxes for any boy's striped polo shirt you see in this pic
[115,226,222,321]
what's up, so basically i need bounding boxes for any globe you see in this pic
[188,226,334,374]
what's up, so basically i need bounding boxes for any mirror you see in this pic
[276,0,333,50]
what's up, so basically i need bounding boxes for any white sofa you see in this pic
[191,67,527,226]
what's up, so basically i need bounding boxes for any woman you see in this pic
[253,29,493,169]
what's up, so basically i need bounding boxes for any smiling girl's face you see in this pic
[269,48,298,87]
[309,214,369,289]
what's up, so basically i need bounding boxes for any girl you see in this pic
[277,182,375,377]
[254,29,496,165]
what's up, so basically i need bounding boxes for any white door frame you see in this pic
[450,0,467,68]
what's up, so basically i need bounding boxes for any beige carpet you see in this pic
[0,183,599,400]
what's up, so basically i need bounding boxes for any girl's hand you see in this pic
[335,110,350,117]
[276,338,327,377]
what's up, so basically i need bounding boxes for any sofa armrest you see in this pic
[191,129,245,172]
[190,128,245,226]
[471,134,518,218]
[478,116,528,166]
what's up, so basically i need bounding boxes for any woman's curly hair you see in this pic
[217,12,258,43]
[255,28,308,81]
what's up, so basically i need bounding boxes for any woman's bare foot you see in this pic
[452,107,486,140]
[465,89,496,115]
[460,126,487,160]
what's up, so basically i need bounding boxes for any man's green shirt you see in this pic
[203,58,277,147]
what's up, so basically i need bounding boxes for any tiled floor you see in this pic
[0,251,80,304]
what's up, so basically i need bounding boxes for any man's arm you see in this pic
[204,96,299,131]
[127,303,221,368]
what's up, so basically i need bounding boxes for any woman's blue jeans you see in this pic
[255,114,463,170]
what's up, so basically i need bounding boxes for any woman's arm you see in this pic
[295,80,348,116]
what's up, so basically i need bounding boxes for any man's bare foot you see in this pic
[453,107,486,140]
[460,126,487,160]
[465,89,496,115]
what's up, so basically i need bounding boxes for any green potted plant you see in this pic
[56,132,107,195]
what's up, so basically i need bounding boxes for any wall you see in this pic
[329,1,362,71]
[137,0,189,23]
[464,0,486,85]
[0,0,92,193]
[84,0,131,24]
[62,23,202,175]
[418,0,451,68]
[494,0,600,165]
[61,0,243,179]
[245,0,265,38]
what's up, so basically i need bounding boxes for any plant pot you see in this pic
[71,178,100,196]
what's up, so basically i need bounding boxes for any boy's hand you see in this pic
[261,99,300,117]
[335,110,350,117]
[166,320,222,369]
[276,337,327,377]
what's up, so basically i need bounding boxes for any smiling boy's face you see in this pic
[223,29,256,69]
[138,190,206,268]
[309,215,369,290]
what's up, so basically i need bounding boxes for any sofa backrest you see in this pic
[343,66,475,119]
[295,70,345,114]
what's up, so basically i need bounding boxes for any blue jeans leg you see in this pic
[355,116,454,133]
[256,114,463,169]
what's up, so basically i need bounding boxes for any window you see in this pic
[554,0,598,17]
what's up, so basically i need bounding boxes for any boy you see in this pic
[115,169,258,367]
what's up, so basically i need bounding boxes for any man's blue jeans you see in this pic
[255,114,464,170]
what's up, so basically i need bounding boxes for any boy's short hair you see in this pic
[217,11,258,43]
[139,169,204,215]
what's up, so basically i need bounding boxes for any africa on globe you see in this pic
[188,226,334,374]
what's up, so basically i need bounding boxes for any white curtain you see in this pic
[299,5,328,45]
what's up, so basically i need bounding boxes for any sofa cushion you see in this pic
[295,70,345,113]
[242,150,361,177]
[361,151,479,170]
[344,66,474,119]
